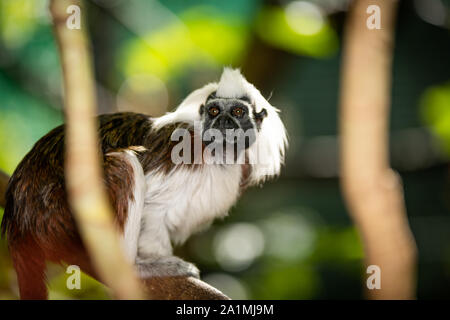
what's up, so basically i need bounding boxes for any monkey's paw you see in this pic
[135,255,200,279]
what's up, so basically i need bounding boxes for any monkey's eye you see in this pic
[232,107,244,117]
[208,107,220,117]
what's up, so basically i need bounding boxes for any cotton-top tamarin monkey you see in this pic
[1,68,287,299]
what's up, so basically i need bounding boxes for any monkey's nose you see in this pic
[219,115,237,129]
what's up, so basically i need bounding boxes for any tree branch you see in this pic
[339,0,417,299]
[143,277,229,300]
[50,0,145,300]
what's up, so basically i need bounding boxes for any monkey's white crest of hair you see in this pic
[215,67,248,99]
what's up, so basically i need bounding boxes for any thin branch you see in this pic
[339,0,417,299]
[49,0,145,299]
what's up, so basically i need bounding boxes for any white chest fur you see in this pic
[138,164,242,256]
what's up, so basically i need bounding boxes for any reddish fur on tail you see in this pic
[8,235,99,299]
[9,235,47,299]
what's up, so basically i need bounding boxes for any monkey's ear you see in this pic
[254,108,267,124]
[199,104,205,115]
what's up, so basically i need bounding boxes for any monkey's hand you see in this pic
[135,256,200,279]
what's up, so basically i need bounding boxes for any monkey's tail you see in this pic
[1,194,48,299]
[9,235,48,300]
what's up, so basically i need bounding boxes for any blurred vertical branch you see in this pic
[339,0,417,299]
[49,0,145,299]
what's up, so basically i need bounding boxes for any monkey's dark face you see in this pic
[199,94,259,153]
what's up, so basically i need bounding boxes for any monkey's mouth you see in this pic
[202,128,256,150]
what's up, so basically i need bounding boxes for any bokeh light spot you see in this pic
[213,223,265,272]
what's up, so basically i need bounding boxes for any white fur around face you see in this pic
[244,80,288,185]
[137,164,242,258]
[152,68,287,185]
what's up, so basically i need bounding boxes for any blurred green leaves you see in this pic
[119,6,248,81]
[421,82,450,157]
[119,1,340,83]
[312,227,363,262]
[252,264,320,299]
[255,5,338,58]
[0,75,63,173]
[0,0,48,49]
